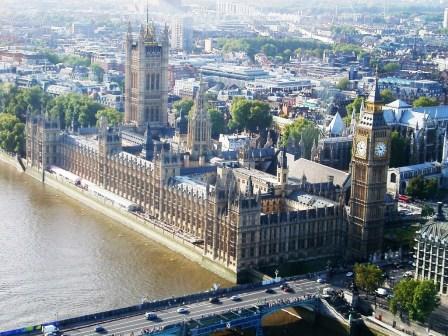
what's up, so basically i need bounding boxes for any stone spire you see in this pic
[186,76,211,162]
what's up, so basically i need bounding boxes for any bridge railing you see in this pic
[0,273,322,336]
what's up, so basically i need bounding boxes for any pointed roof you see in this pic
[327,112,345,136]
[366,78,382,104]
[192,77,208,119]
[386,99,411,109]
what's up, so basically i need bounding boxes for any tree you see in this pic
[228,98,272,132]
[4,86,50,121]
[406,176,439,199]
[0,113,25,154]
[353,263,383,293]
[421,204,435,217]
[47,93,103,129]
[390,131,409,167]
[413,97,438,108]
[173,98,194,117]
[390,279,439,323]
[381,89,396,104]
[406,175,425,198]
[281,117,320,159]
[336,78,350,90]
[209,108,226,138]
[383,62,400,73]
[343,96,363,126]
[96,108,123,126]
[91,64,105,82]
[261,43,278,57]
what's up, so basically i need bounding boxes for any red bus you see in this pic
[398,194,412,203]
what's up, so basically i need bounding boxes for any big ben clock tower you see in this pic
[348,78,391,261]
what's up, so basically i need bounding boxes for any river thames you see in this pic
[0,161,230,330]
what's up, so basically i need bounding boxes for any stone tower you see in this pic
[98,116,122,186]
[187,78,211,162]
[348,78,391,261]
[124,20,169,132]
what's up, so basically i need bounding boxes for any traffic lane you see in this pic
[72,288,322,336]
[64,279,315,335]
[66,282,323,336]
[64,285,287,336]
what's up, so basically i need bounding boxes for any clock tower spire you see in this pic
[348,77,391,261]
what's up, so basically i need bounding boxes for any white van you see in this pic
[42,325,59,336]
[145,312,157,320]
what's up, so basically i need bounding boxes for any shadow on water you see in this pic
[213,307,387,336]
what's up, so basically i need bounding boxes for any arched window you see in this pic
[390,173,397,183]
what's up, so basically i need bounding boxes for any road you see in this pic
[59,278,326,336]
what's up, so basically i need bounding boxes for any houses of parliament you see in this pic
[25,21,391,281]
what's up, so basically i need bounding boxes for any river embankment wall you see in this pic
[0,151,237,283]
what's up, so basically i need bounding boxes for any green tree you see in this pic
[390,131,409,167]
[380,89,396,104]
[413,96,439,108]
[61,54,91,67]
[406,176,439,199]
[41,50,61,64]
[343,96,363,126]
[0,113,25,154]
[406,175,425,198]
[4,86,50,121]
[353,263,383,293]
[91,64,105,82]
[47,93,103,129]
[96,108,123,126]
[261,43,278,57]
[281,117,320,159]
[421,204,435,217]
[383,62,400,73]
[228,98,272,132]
[173,98,194,117]
[209,108,226,138]
[336,78,349,90]
[390,279,439,323]
[423,179,438,198]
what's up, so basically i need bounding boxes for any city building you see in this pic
[170,16,193,53]
[186,79,211,162]
[348,79,391,261]
[26,111,347,281]
[414,202,448,297]
[387,162,442,197]
[124,22,169,132]
[383,100,448,163]
[444,8,448,29]
[311,136,353,171]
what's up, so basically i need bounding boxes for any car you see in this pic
[317,277,327,283]
[177,307,188,314]
[345,272,354,278]
[94,326,106,333]
[230,295,241,301]
[209,297,220,304]
[375,288,388,297]
[280,284,288,290]
[145,312,157,320]
[283,286,294,293]
[265,288,275,294]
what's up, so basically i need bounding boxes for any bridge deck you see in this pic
[54,278,325,336]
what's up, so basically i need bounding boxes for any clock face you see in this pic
[375,142,387,157]
[356,140,367,158]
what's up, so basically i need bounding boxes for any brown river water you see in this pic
[0,161,230,330]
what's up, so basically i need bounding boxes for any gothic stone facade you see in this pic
[125,23,169,131]
[26,116,346,277]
